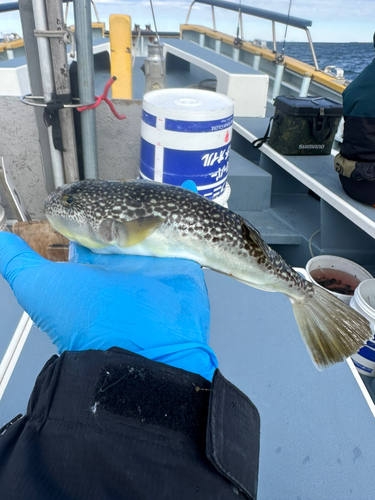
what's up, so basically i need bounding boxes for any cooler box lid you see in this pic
[274,96,343,117]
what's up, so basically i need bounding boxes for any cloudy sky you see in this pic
[0,0,374,43]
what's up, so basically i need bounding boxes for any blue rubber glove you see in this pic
[0,232,218,380]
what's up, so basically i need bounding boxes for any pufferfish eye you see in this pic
[62,195,74,206]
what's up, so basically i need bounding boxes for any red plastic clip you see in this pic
[77,76,127,120]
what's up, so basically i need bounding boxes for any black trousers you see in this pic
[0,348,260,500]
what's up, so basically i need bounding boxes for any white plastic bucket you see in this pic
[140,89,234,200]
[350,279,375,376]
[304,255,372,304]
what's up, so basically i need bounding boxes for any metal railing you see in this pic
[0,0,72,13]
[185,0,319,70]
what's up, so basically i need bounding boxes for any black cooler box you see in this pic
[268,96,342,155]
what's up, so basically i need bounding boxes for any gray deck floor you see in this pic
[0,276,57,425]
[2,267,375,499]
[205,269,375,500]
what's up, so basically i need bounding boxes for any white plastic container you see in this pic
[305,255,372,304]
[350,279,375,376]
[140,89,234,200]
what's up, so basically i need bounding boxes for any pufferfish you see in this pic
[44,178,372,370]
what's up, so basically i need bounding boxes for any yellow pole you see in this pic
[109,15,132,99]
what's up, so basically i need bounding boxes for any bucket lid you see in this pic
[143,89,234,118]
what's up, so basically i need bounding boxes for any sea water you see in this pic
[275,42,374,81]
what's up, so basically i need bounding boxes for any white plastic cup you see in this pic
[304,255,373,305]
[350,279,375,376]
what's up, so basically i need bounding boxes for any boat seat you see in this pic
[161,38,269,118]
[0,56,30,96]
[228,151,301,245]
[0,37,110,97]
[234,116,375,238]
[70,37,110,62]
[233,116,375,261]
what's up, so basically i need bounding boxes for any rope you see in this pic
[34,26,75,58]
[281,0,293,56]
[308,229,320,258]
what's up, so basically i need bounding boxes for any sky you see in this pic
[0,0,374,43]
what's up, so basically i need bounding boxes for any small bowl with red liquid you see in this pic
[305,255,373,305]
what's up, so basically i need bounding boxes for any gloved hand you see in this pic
[0,232,218,380]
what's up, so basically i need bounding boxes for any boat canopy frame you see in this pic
[185,0,319,70]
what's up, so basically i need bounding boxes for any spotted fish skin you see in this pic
[44,179,308,299]
[44,179,372,370]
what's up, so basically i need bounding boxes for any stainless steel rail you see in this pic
[185,0,319,70]
[0,0,72,13]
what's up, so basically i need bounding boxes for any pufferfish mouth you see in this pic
[43,196,55,215]
[43,194,54,212]
[44,212,79,239]
[44,211,108,249]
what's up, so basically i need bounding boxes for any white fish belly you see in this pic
[90,228,285,295]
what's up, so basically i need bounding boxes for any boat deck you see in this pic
[2,265,375,499]
[206,269,375,500]
[2,33,375,500]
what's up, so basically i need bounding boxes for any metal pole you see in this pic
[272,20,276,52]
[253,52,261,71]
[45,0,79,183]
[272,63,284,99]
[211,6,216,31]
[18,0,55,193]
[185,0,196,24]
[304,28,319,71]
[109,15,133,98]
[73,0,98,179]
[31,0,65,187]
[299,73,312,97]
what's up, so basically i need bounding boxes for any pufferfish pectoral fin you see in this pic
[98,215,164,247]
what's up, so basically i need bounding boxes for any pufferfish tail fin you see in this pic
[290,283,372,370]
